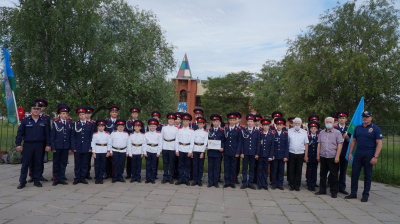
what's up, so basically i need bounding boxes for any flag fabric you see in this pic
[3,49,17,92]
[2,48,18,125]
[345,97,364,164]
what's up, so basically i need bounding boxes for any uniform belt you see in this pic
[96,143,107,146]
[132,144,142,147]
[112,146,127,150]
[147,144,158,147]
[179,142,191,146]
[194,142,204,146]
[164,138,176,142]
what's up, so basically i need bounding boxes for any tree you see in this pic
[0,0,177,119]
[255,0,400,121]
[250,60,286,117]
[201,71,255,118]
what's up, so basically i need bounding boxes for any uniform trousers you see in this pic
[52,149,69,183]
[224,155,238,185]
[306,162,318,188]
[94,153,106,180]
[257,157,270,188]
[74,152,89,182]
[351,154,374,198]
[20,142,44,184]
[162,150,176,181]
[242,155,255,186]
[272,159,285,187]
[130,154,142,181]
[145,152,157,181]
[208,156,221,185]
[178,152,191,182]
[192,152,205,183]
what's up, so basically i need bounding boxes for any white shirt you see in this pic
[191,129,208,153]
[127,132,145,156]
[175,126,194,153]
[80,120,86,125]
[144,130,162,155]
[108,131,129,153]
[277,130,282,136]
[288,128,309,154]
[91,131,110,153]
[161,124,178,151]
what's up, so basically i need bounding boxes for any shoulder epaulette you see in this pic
[113,130,117,132]
[189,128,194,130]
[219,127,223,131]
[346,126,348,128]
[141,133,144,135]
[146,131,149,133]
[225,126,228,130]
[334,125,338,128]
[164,124,167,126]
[178,127,183,129]
[156,131,161,133]
[203,130,208,132]
[123,131,128,133]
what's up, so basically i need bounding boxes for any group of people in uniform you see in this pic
[15,99,383,202]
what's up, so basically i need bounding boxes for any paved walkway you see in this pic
[0,155,399,224]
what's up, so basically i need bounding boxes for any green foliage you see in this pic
[0,0,177,119]
[201,71,255,117]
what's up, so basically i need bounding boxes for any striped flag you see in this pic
[345,97,364,164]
[2,48,18,125]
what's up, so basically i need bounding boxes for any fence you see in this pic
[0,116,17,151]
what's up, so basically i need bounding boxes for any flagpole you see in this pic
[12,91,19,125]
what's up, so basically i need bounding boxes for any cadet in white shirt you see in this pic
[175,113,195,186]
[91,119,110,184]
[127,120,145,183]
[190,117,208,186]
[144,118,162,184]
[108,119,129,183]
[161,113,179,184]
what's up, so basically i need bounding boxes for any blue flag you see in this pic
[345,97,364,164]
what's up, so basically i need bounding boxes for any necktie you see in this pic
[250,130,252,134]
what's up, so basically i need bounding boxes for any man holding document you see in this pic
[206,114,225,188]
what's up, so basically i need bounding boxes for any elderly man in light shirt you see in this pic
[315,117,343,198]
[288,117,309,191]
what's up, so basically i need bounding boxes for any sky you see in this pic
[1,0,399,80]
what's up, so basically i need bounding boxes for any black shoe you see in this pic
[17,183,26,189]
[361,197,368,202]
[308,187,312,191]
[59,181,68,185]
[73,181,79,185]
[52,182,58,186]
[145,180,150,183]
[100,180,104,184]
[161,180,167,184]
[34,182,42,187]
[264,187,268,190]
[112,180,117,183]
[311,187,316,191]
[130,179,135,183]
[169,180,174,184]
[278,186,284,190]
[289,187,295,191]
[28,177,33,183]
[223,184,229,188]
[215,184,219,188]
[295,188,300,191]
[249,185,256,190]
[339,189,349,195]
[81,180,88,184]
[315,192,326,195]
[207,183,212,188]
[40,176,48,182]
[120,179,126,183]
[331,194,337,198]
[151,180,155,184]
[315,184,319,187]
[235,179,240,184]
[240,185,247,189]
[185,181,190,186]
[137,180,141,183]
[175,181,184,185]
[231,184,236,189]
[191,182,197,186]
[104,174,109,179]
[257,186,262,190]
[125,175,131,179]
[345,194,357,199]
[198,182,203,187]
[85,175,93,180]
[271,185,276,190]
[95,180,99,184]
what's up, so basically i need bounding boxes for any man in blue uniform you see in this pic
[207,114,225,188]
[124,107,145,179]
[257,119,274,190]
[104,106,119,179]
[271,118,289,190]
[71,107,95,185]
[234,111,243,184]
[223,112,242,188]
[240,114,260,190]
[345,111,382,202]
[16,102,51,189]
[306,121,319,191]
[85,106,95,180]
[27,98,51,183]
[51,105,73,186]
